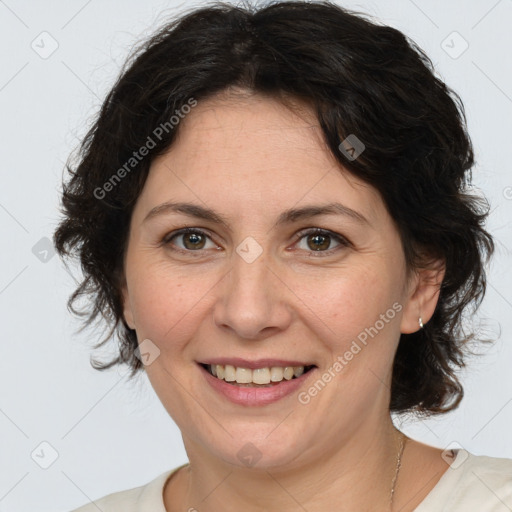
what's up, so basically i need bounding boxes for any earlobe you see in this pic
[400,260,445,334]
[121,284,136,330]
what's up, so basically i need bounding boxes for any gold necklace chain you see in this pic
[390,430,407,510]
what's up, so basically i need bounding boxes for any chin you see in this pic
[195,423,315,471]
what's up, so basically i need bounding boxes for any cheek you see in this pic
[127,261,217,354]
[294,263,398,346]
[293,268,401,411]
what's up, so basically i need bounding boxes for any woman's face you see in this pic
[121,90,433,469]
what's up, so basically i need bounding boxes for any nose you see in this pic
[212,249,293,340]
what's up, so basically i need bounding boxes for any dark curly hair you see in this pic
[54,0,495,416]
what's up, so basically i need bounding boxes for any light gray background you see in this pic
[0,1,511,511]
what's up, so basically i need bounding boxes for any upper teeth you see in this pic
[209,364,306,384]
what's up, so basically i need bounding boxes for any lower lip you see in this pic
[199,364,316,406]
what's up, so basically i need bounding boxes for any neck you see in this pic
[171,416,404,512]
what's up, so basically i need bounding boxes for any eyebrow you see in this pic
[143,201,370,227]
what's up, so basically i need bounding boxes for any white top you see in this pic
[70,450,512,511]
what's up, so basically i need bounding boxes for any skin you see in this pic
[121,88,449,511]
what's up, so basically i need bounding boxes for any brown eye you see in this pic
[306,233,331,251]
[164,228,217,252]
[295,228,350,255]
[182,232,206,250]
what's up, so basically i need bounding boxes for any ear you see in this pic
[400,258,445,334]
[120,279,136,331]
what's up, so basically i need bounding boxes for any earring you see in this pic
[419,317,424,329]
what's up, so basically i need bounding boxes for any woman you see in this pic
[54,1,512,510]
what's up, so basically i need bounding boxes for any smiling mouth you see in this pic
[200,363,316,387]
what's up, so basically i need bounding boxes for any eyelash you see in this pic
[162,227,350,257]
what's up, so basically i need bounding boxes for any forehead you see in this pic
[134,91,384,226]
[172,90,331,168]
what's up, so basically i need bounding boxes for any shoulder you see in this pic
[69,466,183,512]
[415,450,512,511]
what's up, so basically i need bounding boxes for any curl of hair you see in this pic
[54,1,495,416]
